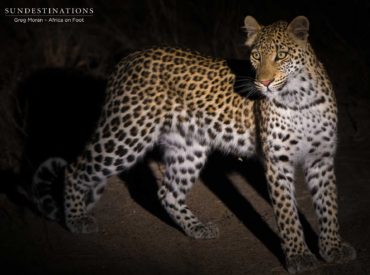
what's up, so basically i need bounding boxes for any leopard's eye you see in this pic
[251,51,260,61]
[276,51,288,60]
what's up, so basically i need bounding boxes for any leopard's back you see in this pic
[102,47,256,156]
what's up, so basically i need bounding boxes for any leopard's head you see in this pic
[244,16,310,98]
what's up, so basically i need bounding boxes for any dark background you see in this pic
[0,0,369,173]
[0,1,369,274]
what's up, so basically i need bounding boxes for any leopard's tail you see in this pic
[19,157,67,221]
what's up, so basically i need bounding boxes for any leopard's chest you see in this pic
[260,103,337,163]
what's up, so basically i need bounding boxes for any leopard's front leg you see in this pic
[304,155,356,264]
[265,158,319,274]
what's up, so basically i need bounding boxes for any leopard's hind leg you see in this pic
[158,133,218,239]
[64,121,159,233]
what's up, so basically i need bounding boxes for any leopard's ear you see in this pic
[287,16,309,42]
[244,16,261,47]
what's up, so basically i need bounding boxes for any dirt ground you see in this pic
[1,96,370,275]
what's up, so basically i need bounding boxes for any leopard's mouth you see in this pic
[254,81,289,100]
[262,80,288,92]
[254,83,276,94]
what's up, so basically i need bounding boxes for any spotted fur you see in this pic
[245,16,356,273]
[32,16,355,274]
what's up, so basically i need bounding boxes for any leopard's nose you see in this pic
[260,79,274,87]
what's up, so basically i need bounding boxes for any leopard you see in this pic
[31,16,356,273]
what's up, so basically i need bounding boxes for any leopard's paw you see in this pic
[286,252,319,274]
[186,222,219,239]
[320,242,356,264]
[65,215,98,234]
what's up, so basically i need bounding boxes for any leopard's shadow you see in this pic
[122,151,319,266]
[0,68,106,215]
[202,153,319,263]
[119,151,175,228]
